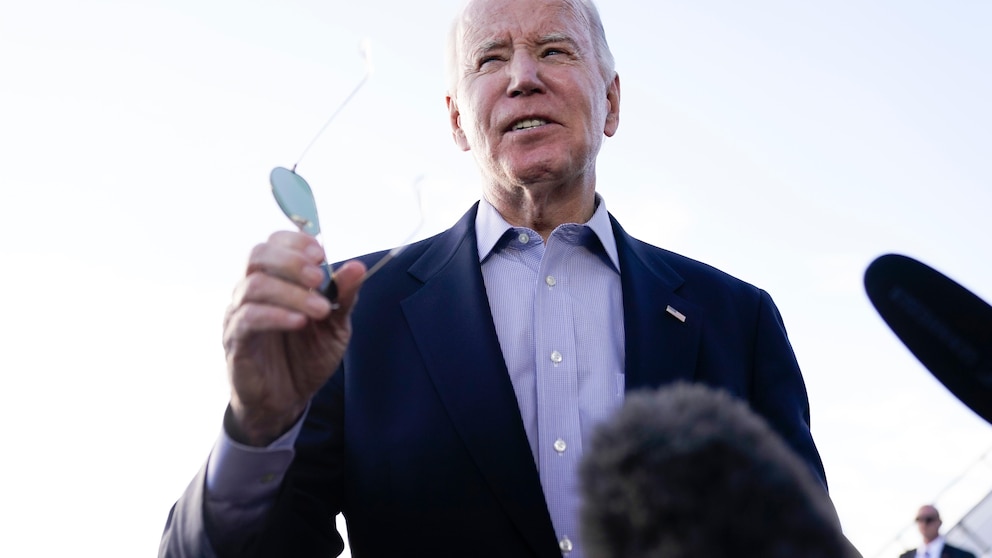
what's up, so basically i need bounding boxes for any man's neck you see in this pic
[483,180,597,240]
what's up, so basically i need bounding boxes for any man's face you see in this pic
[915,506,941,542]
[447,0,620,192]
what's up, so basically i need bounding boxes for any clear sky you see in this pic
[2,1,991,556]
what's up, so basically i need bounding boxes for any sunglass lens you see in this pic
[270,167,322,236]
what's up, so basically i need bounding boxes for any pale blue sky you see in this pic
[2,1,991,556]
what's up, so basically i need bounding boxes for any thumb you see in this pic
[331,259,367,316]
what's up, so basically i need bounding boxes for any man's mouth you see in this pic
[511,118,549,131]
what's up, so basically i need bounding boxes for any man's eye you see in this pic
[479,55,503,67]
[542,48,566,57]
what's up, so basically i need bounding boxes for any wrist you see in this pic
[226,399,307,447]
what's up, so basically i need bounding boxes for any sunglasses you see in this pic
[915,516,938,524]
[269,40,423,301]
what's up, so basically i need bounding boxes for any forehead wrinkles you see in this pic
[458,1,589,62]
[470,32,579,61]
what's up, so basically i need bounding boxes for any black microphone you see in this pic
[864,254,992,425]
[579,383,859,558]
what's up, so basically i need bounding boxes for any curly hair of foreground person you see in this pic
[579,383,859,558]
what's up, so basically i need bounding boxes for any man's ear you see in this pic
[446,94,471,151]
[604,73,620,138]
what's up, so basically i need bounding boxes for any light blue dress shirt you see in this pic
[476,196,625,557]
[206,196,626,558]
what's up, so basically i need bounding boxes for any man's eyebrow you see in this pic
[536,33,579,48]
[470,33,579,57]
[472,38,510,57]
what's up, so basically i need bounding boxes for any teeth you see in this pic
[513,118,547,131]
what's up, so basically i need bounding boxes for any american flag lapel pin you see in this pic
[666,305,686,323]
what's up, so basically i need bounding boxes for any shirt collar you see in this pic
[475,195,620,271]
[920,535,945,556]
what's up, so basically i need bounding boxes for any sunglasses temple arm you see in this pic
[307,231,337,302]
[361,197,426,281]
[321,174,424,300]
[319,263,339,302]
[294,69,372,170]
[361,245,403,281]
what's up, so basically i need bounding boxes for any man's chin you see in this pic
[498,153,578,186]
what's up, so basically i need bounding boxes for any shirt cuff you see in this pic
[205,404,307,502]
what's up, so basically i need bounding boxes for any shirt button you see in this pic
[554,439,567,453]
[518,233,530,244]
[545,275,557,287]
[260,473,276,484]
[550,350,563,364]
[559,536,573,553]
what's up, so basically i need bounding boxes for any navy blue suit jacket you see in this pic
[900,543,978,558]
[160,203,827,557]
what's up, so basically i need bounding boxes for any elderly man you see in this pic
[159,0,835,556]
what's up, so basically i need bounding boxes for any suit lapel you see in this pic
[401,205,559,557]
[612,216,703,391]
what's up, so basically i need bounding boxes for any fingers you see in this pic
[233,272,332,320]
[246,231,328,288]
[237,231,330,316]
[225,231,369,338]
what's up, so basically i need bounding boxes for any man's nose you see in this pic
[506,52,545,97]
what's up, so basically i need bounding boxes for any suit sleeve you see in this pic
[749,289,828,490]
[240,370,349,557]
[158,416,301,558]
[159,396,339,558]
[158,463,219,558]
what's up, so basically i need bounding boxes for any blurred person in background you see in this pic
[900,505,976,558]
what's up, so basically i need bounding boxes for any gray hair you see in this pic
[446,0,616,95]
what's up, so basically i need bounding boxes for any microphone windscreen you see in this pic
[864,253,992,425]
[579,383,856,558]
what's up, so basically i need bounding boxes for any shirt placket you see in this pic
[534,230,583,556]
